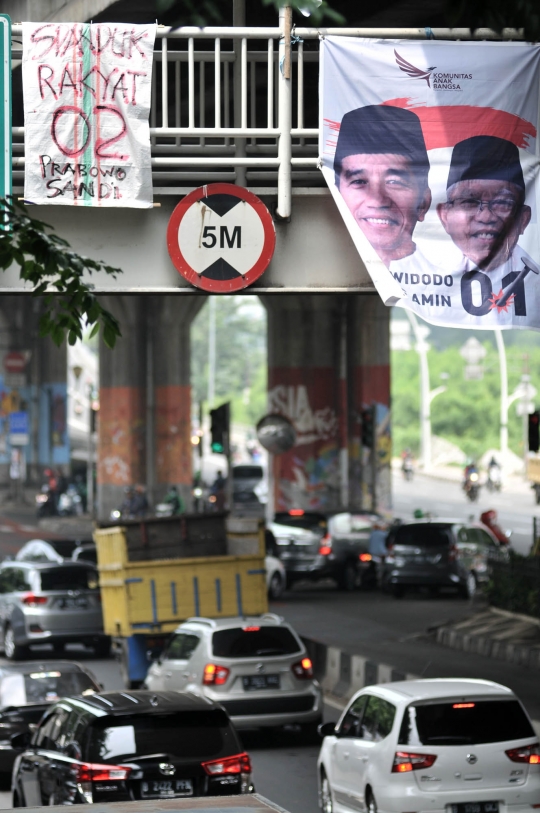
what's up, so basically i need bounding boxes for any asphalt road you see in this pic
[0,472,536,812]
[393,469,537,555]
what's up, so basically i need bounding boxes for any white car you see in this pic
[145,614,322,733]
[318,678,539,813]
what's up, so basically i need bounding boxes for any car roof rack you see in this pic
[260,612,283,624]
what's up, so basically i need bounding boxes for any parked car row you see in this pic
[4,671,539,810]
[269,510,507,599]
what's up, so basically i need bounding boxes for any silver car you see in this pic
[145,614,322,734]
[0,561,110,659]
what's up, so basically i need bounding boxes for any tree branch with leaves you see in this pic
[0,198,122,348]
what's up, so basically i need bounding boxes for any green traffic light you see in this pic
[211,442,224,454]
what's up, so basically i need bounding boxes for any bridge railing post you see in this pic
[277,3,292,219]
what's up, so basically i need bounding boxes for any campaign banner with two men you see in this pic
[320,38,540,330]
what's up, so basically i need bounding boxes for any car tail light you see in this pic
[202,752,251,776]
[291,657,313,679]
[506,744,540,764]
[77,763,132,782]
[203,663,230,686]
[243,626,260,632]
[22,593,48,607]
[289,509,304,516]
[75,763,132,804]
[319,534,332,556]
[359,553,372,562]
[392,752,437,773]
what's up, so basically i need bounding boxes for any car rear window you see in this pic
[398,700,535,745]
[85,711,237,762]
[49,540,79,558]
[391,524,453,549]
[212,627,301,658]
[274,512,327,533]
[0,671,98,706]
[233,466,263,480]
[331,514,372,534]
[38,567,99,591]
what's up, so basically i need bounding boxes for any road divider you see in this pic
[303,636,540,736]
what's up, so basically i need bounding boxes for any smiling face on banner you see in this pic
[320,38,540,330]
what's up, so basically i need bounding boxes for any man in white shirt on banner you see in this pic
[333,105,433,268]
[434,134,540,327]
[388,134,540,328]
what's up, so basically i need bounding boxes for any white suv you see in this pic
[145,614,322,734]
[318,678,539,813]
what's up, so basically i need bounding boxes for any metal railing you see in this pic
[10,22,523,217]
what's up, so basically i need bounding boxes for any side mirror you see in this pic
[64,741,81,760]
[146,650,161,664]
[11,730,31,750]
[318,721,337,738]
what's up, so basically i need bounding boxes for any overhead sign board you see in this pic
[167,183,276,292]
[0,15,11,204]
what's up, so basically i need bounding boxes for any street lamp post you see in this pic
[405,310,446,471]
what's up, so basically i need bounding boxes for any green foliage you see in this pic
[191,297,267,428]
[0,198,122,348]
[392,315,539,460]
[487,552,540,618]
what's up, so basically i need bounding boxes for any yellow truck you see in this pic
[94,513,268,687]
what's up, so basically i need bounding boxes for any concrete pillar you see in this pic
[264,295,343,512]
[98,296,147,519]
[97,294,204,519]
[348,295,391,513]
[263,294,391,515]
[151,296,205,509]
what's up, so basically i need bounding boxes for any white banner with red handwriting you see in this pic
[320,38,540,330]
[23,22,156,207]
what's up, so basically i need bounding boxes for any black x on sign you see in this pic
[167,183,276,292]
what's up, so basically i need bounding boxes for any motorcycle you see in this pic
[487,466,502,492]
[57,484,84,516]
[35,484,57,517]
[402,458,413,481]
[464,471,480,502]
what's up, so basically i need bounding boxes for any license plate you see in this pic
[450,803,499,813]
[58,597,88,609]
[242,674,280,691]
[141,780,193,798]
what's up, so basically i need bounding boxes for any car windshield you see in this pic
[212,626,301,658]
[233,466,263,480]
[38,567,99,591]
[398,699,534,745]
[85,712,236,761]
[0,671,98,706]
[391,524,454,549]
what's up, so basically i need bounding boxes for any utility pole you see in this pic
[494,329,509,459]
[233,0,246,187]
[207,297,216,409]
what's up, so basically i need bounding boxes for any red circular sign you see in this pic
[167,183,276,292]
[4,352,26,374]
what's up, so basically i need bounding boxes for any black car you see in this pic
[12,691,254,806]
[381,519,502,598]
[271,511,377,590]
[0,661,100,778]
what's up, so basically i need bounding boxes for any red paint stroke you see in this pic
[489,289,515,313]
[324,102,537,151]
[383,98,536,150]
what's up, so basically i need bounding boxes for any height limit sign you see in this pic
[167,183,276,292]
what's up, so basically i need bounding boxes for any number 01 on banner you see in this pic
[167,183,276,292]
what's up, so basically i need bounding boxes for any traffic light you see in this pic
[210,402,230,454]
[361,407,375,449]
[529,411,540,453]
